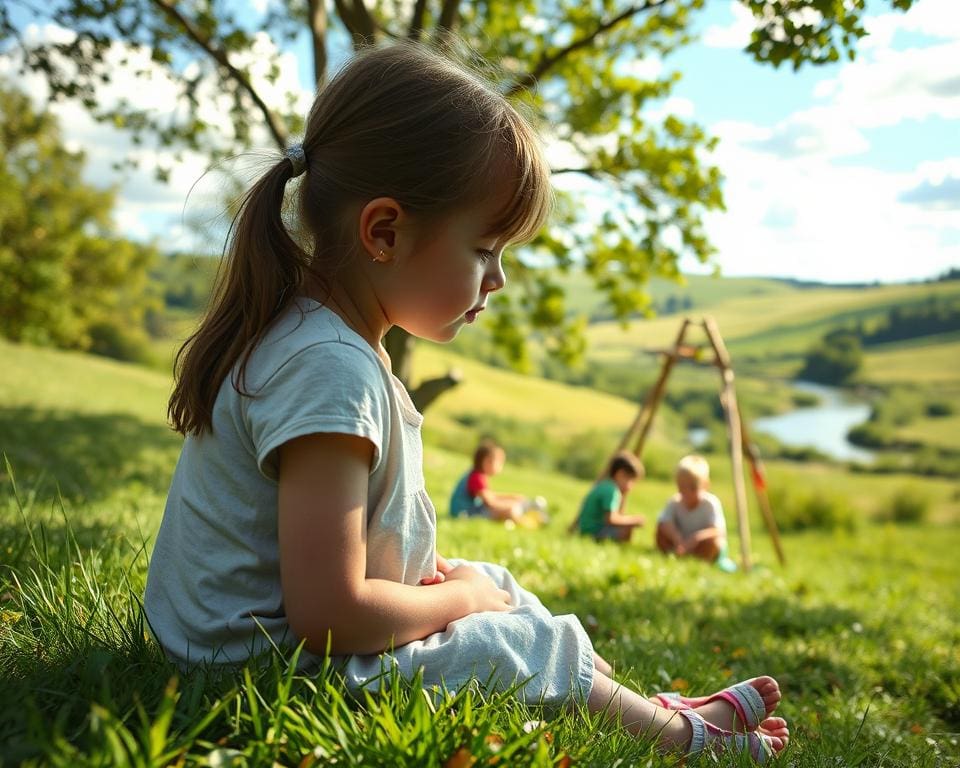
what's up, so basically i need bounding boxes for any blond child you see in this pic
[656,455,736,571]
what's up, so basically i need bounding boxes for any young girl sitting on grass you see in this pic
[144,42,788,762]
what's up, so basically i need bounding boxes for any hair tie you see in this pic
[285,144,307,177]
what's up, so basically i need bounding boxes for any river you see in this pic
[752,380,875,463]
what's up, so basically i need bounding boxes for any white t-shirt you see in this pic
[657,491,727,540]
[145,299,436,665]
[145,300,595,707]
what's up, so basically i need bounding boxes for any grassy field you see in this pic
[1,337,959,765]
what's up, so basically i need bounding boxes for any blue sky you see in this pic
[5,0,958,284]
[660,0,960,282]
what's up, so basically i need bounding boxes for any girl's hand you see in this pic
[420,553,455,585]
[436,554,454,576]
[444,564,512,614]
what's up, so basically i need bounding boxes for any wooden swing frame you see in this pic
[608,316,786,571]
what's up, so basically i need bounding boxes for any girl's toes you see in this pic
[751,676,781,710]
[758,716,789,740]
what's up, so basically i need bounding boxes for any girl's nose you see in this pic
[483,256,506,293]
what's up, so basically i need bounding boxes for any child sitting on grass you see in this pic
[656,454,737,571]
[449,439,547,525]
[145,43,785,761]
[577,452,647,542]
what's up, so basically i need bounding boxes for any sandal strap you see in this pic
[654,678,768,729]
[653,692,685,709]
[719,680,767,729]
[677,708,773,764]
[677,708,706,754]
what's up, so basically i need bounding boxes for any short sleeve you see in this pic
[244,341,388,481]
[603,484,621,513]
[466,471,488,497]
[707,495,727,533]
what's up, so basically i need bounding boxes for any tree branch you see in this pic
[307,0,329,88]
[149,0,288,149]
[433,0,461,46]
[333,0,377,47]
[551,166,607,177]
[505,0,668,98]
[407,0,429,40]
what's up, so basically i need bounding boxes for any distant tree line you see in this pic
[857,295,960,346]
[800,293,960,385]
[800,329,863,385]
[589,293,695,323]
[932,267,960,283]
[150,253,217,312]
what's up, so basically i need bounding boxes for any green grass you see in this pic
[2,339,959,766]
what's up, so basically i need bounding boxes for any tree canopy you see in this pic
[0,85,159,359]
[0,0,915,398]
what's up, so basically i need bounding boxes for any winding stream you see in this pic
[752,380,875,463]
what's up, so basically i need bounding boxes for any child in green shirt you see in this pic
[578,452,646,542]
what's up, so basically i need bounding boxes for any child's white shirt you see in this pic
[657,491,727,539]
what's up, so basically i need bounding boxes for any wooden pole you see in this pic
[631,319,691,457]
[741,428,787,565]
[702,317,753,571]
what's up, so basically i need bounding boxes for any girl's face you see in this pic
[386,192,511,343]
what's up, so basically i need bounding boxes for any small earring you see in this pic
[373,249,385,263]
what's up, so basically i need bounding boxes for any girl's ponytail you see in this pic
[168,156,309,436]
[169,42,552,437]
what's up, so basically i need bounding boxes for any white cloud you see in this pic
[22,22,76,46]
[693,136,960,283]
[812,41,960,128]
[688,0,960,282]
[702,2,755,49]
[620,55,663,82]
[863,0,960,50]
[899,157,960,210]
[736,107,870,159]
[645,96,696,122]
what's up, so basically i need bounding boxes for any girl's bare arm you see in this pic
[278,432,511,656]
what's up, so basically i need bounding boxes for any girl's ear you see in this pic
[358,197,409,263]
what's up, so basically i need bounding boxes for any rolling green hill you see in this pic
[583,278,960,374]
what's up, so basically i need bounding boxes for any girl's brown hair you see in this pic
[169,43,551,436]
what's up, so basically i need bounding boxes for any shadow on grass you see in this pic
[0,632,213,763]
[0,405,181,504]
[561,585,870,697]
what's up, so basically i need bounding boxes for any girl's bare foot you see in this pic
[648,676,783,732]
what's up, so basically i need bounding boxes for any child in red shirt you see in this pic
[450,439,546,524]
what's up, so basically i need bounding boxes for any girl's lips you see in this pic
[464,307,484,323]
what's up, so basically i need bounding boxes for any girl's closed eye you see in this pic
[476,248,495,262]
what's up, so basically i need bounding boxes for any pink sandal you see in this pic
[654,678,769,730]
[677,708,775,763]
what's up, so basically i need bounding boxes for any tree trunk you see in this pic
[384,326,462,411]
[307,0,328,87]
